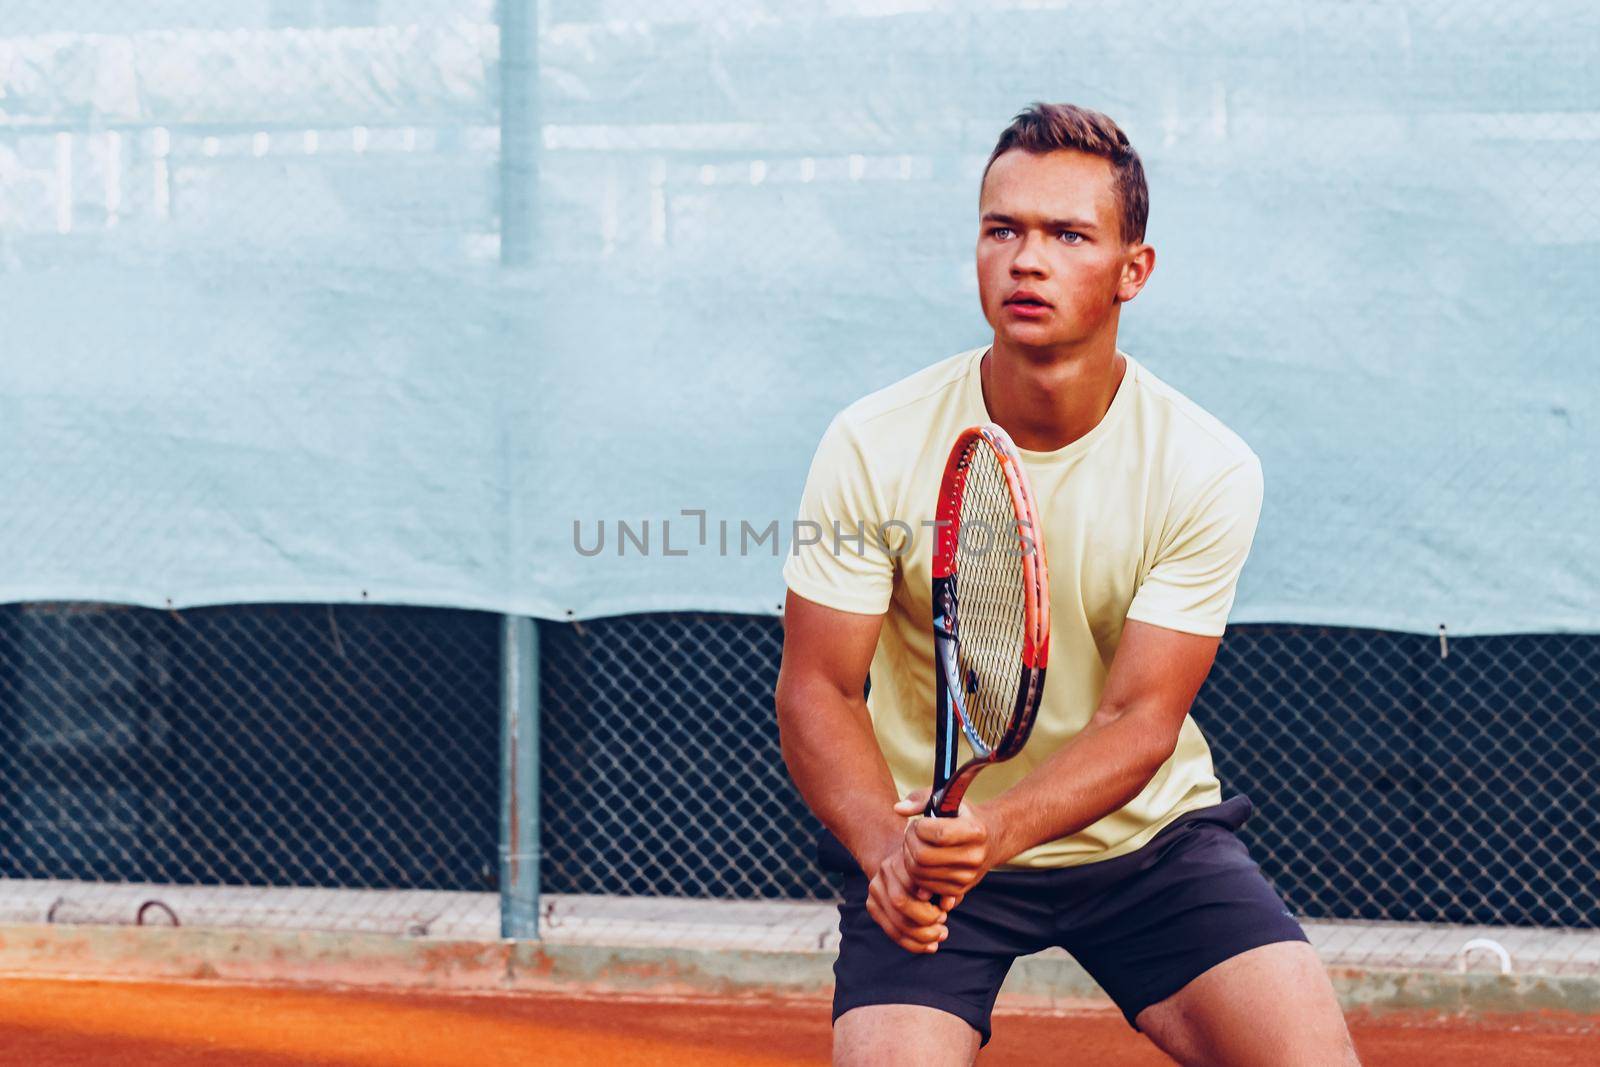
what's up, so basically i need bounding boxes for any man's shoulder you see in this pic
[831,346,981,437]
[1128,356,1259,474]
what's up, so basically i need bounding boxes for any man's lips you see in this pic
[1004,290,1051,306]
[1004,292,1052,316]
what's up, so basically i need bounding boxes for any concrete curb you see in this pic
[2,923,1597,1027]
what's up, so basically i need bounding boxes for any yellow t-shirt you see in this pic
[782,346,1264,869]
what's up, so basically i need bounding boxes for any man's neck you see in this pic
[980,334,1126,452]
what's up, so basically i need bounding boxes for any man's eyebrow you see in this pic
[981,211,1100,231]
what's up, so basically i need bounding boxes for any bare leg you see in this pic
[834,1004,982,1067]
[1135,942,1360,1067]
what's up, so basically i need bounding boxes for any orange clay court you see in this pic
[0,979,1595,1066]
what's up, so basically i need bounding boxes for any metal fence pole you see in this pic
[499,615,540,939]
[497,0,541,940]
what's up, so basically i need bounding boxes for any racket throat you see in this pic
[925,760,985,818]
[930,575,993,819]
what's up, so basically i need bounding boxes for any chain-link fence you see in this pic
[0,604,501,905]
[548,615,1600,931]
[539,613,824,900]
[3,602,1595,934]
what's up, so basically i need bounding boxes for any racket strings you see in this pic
[952,443,1027,752]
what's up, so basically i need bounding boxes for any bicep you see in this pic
[775,589,884,709]
[1096,619,1221,748]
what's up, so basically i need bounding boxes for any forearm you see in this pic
[976,705,1176,865]
[775,681,906,875]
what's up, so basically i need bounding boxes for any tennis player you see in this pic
[775,104,1360,1066]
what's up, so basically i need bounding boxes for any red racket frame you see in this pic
[925,423,1050,818]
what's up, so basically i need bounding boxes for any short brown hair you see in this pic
[983,102,1149,244]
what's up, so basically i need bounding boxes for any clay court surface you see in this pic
[0,978,1594,1066]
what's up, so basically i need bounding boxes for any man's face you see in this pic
[976,149,1144,350]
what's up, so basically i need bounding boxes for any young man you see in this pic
[774,104,1360,1066]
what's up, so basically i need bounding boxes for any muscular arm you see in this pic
[984,620,1220,857]
[775,589,951,953]
[902,619,1222,897]
[773,589,901,875]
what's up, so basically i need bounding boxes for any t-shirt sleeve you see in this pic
[781,415,896,616]
[1124,456,1264,637]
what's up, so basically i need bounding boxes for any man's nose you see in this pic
[1010,233,1047,275]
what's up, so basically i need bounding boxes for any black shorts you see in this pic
[821,795,1306,1045]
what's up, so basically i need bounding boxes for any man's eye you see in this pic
[989,227,1014,239]
[1058,231,1084,244]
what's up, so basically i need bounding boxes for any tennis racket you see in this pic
[926,423,1050,819]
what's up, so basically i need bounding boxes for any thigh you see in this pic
[1058,805,1311,1030]
[831,871,1052,1049]
[834,1004,981,1067]
[1136,941,1359,1067]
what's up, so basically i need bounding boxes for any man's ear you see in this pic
[1116,243,1156,304]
